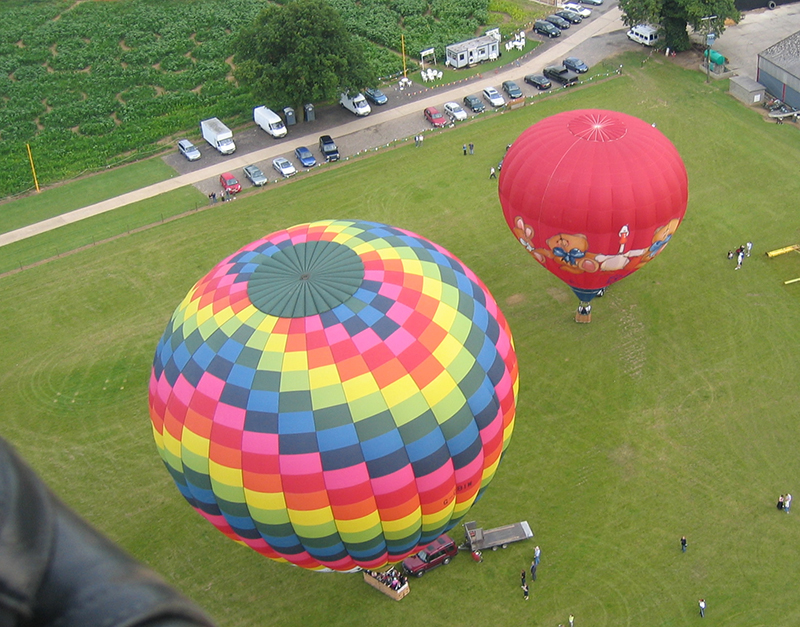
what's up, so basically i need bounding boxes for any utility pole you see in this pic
[701,15,717,84]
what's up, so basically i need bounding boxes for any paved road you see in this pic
[1,2,794,248]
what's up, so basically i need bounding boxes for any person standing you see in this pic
[778,494,784,510]
[489,166,496,179]
[785,493,792,513]
[521,569,526,588]
[463,144,467,155]
[469,142,474,155]
[414,134,420,147]
[735,247,744,270]
[569,613,574,627]
[534,545,541,566]
[681,536,687,552]
[699,599,706,617]
[522,583,529,601]
[531,560,537,581]
[746,241,753,257]
[419,134,424,147]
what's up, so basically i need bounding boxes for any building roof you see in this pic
[446,35,499,54]
[759,30,800,77]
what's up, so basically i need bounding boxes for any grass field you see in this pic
[2,52,800,627]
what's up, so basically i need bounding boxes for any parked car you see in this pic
[401,535,458,578]
[318,135,340,161]
[533,20,561,38]
[177,139,201,161]
[544,64,579,86]
[364,87,388,105]
[563,57,590,73]
[463,94,485,113]
[424,106,447,127]
[272,157,296,178]
[243,164,267,187]
[525,74,552,90]
[556,9,583,23]
[545,14,571,30]
[581,0,603,5]
[294,146,317,168]
[443,101,467,121]
[219,172,241,194]
[483,86,505,107]
[501,80,523,99]
[564,2,592,17]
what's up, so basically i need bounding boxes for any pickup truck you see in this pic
[543,64,579,87]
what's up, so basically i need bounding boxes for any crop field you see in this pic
[0,0,542,199]
[2,55,800,627]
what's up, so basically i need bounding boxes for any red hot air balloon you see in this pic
[498,109,688,321]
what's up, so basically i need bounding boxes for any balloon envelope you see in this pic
[149,220,518,571]
[499,109,688,303]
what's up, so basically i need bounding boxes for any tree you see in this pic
[619,0,739,51]
[234,0,376,111]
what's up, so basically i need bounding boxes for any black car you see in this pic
[533,20,561,38]
[318,135,339,161]
[545,14,571,30]
[563,56,590,73]
[501,80,523,99]
[463,94,485,113]
[524,74,551,90]
[543,64,579,86]
[556,9,583,23]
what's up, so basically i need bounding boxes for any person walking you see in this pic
[520,569,526,588]
[489,166,496,179]
[414,134,420,147]
[418,134,424,147]
[746,241,753,257]
[681,536,687,552]
[699,599,706,617]
[469,142,474,155]
[522,583,529,601]
[534,545,541,566]
[735,247,744,270]
[785,493,792,513]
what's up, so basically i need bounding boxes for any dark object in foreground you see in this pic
[0,437,216,627]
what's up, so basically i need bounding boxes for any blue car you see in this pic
[563,57,590,73]
[294,146,317,168]
[364,87,388,105]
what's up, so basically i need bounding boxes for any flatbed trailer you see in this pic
[462,520,533,552]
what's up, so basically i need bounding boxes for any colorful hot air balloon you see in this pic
[149,220,518,572]
[499,109,688,320]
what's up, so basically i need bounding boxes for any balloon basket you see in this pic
[575,311,592,323]
[363,570,410,600]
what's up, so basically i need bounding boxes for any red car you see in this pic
[219,172,241,194]
[401,534,458,577]
[424,106,447,128]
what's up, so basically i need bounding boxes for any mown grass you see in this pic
[2,52,800,627]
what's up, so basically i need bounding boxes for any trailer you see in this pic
[462,520,533,552]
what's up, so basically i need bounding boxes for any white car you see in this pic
[443,101,467,121]
[483,87,506,108]
[272,157,296,178]
[563,2,592,17]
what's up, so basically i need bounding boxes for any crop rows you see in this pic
[0,0,491,199]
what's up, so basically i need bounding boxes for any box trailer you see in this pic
[462,520,533,551]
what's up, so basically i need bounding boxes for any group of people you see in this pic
[413,134,425,147]
[520,545,541,601]
[778,493,792,512]
[726,241,752,270]
[364,567,408,591]
[208,190,235,204]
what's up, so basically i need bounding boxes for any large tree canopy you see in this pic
[619,0,739,51]
[234,0,376,110]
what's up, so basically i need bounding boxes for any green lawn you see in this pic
[2,52,800,627]
[0,157,177,235]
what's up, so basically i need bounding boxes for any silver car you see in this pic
[444,101,467,121]
[272,157,297,178]
[177,139,201,161]
[243,164,268,187]
[482,87,506,107]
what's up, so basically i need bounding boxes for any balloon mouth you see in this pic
[247,240,365,317]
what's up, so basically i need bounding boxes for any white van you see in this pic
[339,92,371,116]
[627,24,659,46]
[253,106,287,138]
